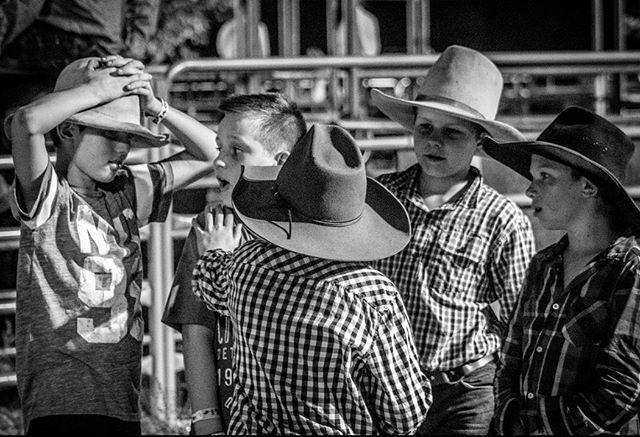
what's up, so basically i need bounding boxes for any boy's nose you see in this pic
[525,183,537,199]
[214,158,226,169]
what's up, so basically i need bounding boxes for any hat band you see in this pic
[415,94,486,119]
[272,189,364,240]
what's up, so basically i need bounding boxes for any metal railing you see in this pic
[2,51,640,424]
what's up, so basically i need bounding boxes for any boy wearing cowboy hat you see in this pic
[369,44,536,434]
[483,106,640,435]
[162,93,307,435]
[192,124,431,434]
[7,55,219,434]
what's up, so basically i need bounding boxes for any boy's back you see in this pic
[194,239,428,434]
[191,124,430,434]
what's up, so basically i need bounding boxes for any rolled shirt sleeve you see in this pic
[192,248,234,316]
[362,294,431,435]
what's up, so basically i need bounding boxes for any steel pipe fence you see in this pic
[2,52,640,425]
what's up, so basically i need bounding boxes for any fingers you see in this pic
[234,223,243,244]
[100,55,145,72]
[206,207,214,231]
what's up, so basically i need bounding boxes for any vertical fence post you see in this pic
[147,75,176,426]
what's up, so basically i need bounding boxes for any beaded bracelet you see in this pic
[191,407,221,423]
[150,97,168,124]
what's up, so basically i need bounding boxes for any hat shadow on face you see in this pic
[232,124,412,261]
[481,106,640,234]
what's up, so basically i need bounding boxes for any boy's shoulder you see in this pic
[376,164,420,192]
[475,180,530,228]
[234,239,397,290]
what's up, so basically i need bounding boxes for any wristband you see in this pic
[149,97,168,124]
[191,407,221,423]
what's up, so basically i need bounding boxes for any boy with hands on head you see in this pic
[7,55,218,435]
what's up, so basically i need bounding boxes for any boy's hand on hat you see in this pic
[193,204,243,255]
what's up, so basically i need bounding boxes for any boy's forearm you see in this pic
[160,105,218,163]
[14,85,104,136]
[182,324,225,434]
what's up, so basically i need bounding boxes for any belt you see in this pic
[424,354,496,386]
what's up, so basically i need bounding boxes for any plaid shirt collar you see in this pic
[395,164,484,212]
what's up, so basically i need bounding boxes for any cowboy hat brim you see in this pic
[371,89,525,142]
[233,165,411,262]
[482,136,640,232]
[3,111,170,147]
[68,111,170,148]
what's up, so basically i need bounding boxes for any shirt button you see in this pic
[527,393,534,399]
[552,303,560,310]
[536,346,543,353]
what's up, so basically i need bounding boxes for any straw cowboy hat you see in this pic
[4,57,169,147]
[481,106,640,232]
[232,124,412,261]
[371,45,524,142]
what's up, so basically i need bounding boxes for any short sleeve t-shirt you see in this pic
[162,226,236,424]
[11,162,173,430]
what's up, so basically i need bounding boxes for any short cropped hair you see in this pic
[219,93,307,154]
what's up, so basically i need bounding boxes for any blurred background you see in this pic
[1,0,640,433]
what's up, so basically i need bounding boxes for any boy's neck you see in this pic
[419,169,471,208]
[564,215,619,263]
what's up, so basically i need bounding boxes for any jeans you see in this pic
[417,361,496,435]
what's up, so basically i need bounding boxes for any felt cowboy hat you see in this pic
[371,45,524,142]
[232,124,412,261]
[481,106,640,232]
[4,57,169,147]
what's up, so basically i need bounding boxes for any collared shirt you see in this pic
[193,239,431,435]
[373,164,536,371]
[496,235,640,435]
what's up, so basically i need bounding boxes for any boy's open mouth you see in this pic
[108,159,123,169]
[424,154,445,162]
[212,178,231,193]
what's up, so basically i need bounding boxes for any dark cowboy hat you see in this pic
[4,57,169,147]
[371,45,524,142]
[481,106,640,232]
[232,124,411,261]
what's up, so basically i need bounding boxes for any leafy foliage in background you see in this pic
[147,0,234,64]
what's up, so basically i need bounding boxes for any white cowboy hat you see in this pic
[371,45,525,142]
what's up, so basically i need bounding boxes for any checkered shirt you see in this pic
[372,164,536,371]
[496,235,640,435]
[192,239,431,435]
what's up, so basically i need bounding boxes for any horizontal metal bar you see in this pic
[0,374,16,387]
[165,52,640,81]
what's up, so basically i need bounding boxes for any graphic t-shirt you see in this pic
[11,162,173,430]
[162,224,247,425]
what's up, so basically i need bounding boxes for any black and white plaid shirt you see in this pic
[373,164,536,371]
[193,239,431,435]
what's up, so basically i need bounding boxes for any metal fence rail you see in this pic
[2,52,640,424]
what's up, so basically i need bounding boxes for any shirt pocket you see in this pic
[561,299,608,347]
[424,229,490,296]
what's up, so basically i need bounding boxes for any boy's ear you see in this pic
[274,151,289,165]
[581,177,599,198]
[57,122,79,141]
